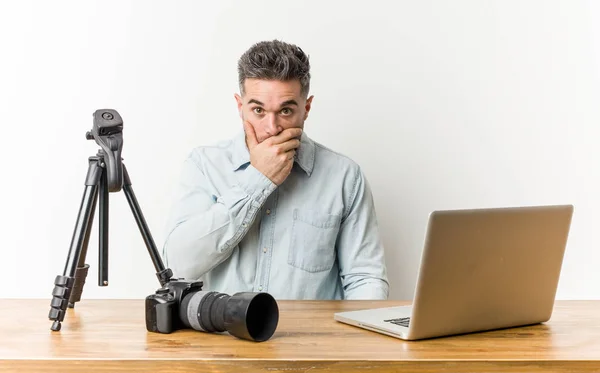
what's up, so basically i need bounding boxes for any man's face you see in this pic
[235,78,313,144]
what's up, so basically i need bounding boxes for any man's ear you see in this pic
[304,95,314,120]
[234,93,243,119]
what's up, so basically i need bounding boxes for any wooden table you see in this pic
[0,299,599,372]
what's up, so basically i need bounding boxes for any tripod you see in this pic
[48,109,173,331]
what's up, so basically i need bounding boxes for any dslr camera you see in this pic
[146,279,279,342]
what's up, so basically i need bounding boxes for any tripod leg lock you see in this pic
[49,275,75,327]
[69,264,90,306]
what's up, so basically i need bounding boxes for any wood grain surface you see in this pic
[0,299,599,372]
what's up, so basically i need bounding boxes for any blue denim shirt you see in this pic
[162,130,389,300]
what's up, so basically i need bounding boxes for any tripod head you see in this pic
[86,109,124,192]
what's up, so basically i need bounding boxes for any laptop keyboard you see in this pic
[384,317,410,327]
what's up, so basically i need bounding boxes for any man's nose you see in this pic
[264,113,282,135]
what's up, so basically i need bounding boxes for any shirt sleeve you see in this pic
[337,167,390,300]
[162,151,276,280]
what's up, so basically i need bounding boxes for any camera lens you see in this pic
[179,291,279,342]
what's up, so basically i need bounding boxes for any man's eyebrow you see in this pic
[247,99,264,106]
[280,100,298,107]
[247,99,299,107]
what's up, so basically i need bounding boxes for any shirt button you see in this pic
[263,247,267,253]
[242,222,247,227]
[266,209,271,215]
[258,286,263,291]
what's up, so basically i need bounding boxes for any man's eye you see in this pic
[253,107,263,114]
[280,108,292,115]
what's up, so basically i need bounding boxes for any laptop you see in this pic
[334,204,574,340]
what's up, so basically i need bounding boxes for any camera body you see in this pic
[145,279,204,334]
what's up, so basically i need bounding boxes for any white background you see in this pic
[1,0,599,300]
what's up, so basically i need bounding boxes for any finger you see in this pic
[271,127,303,144]
[284,158,295,173]
[243,121,259,148]
[287,149,296,160]
[278,138,301,152]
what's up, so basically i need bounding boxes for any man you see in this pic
[162,40,389,300]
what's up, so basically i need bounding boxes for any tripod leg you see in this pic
[121,164,173,286]
[67,186,97,308]
[49,158,103,331]
[98,168,109,286]
[69,159,107,307]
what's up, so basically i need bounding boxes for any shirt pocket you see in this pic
[288,208,342,273]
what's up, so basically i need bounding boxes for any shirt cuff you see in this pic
[344,280,389,300]
[217,164,276,209]
[239,165,277,203]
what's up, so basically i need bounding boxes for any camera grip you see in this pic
[145,294,175,334]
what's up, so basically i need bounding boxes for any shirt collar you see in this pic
[231,130,315,176]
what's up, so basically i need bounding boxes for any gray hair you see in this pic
[237,40,311,97]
